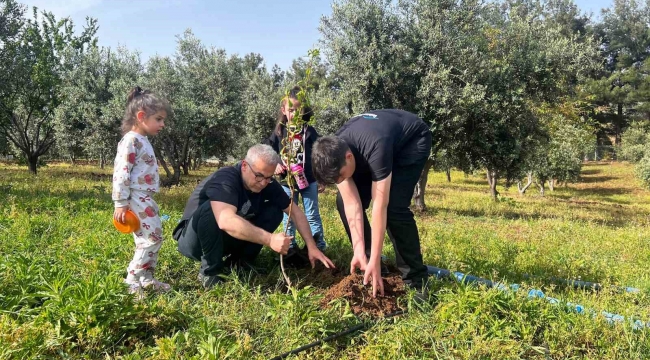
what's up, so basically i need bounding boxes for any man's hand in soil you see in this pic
[350,249,368,274]
[269,233,292,255]
[364,257,385,297]
[307,247,335,269]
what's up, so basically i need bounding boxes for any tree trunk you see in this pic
[169,164,182,186]
[181,138,190,176]
[196,149,203,170]
[159,159,172,178]
[99,153,106,169]
[537,182,545,196]
[615,103,623,147]
[173,164,181,183]
[192,149,201,171]
[517,172,533,195]
[28,155,38,175]
[446,168,451,182]
[486,170,498,200]
[412,158,434,211]
[155,140,183,186]
[155,148,172,179]
[159,164,182,187]
[604,103,624,161]
[548,179,555,192]
[70,154,76,166]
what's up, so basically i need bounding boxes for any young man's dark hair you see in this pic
[311,136,350,185]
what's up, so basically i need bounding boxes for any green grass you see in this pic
[1,161,650,359]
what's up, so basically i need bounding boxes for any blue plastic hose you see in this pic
[426,265,647,330]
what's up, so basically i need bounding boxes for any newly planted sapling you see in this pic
[278,48,320,288]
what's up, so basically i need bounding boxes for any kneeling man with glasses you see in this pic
[174,144,334,288]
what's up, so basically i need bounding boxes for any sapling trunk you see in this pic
[277,49,320,289]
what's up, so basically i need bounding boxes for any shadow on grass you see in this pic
[566,186,632,198]
[457,178,489,186]
[422,199,644,227]
[577,176,618,184]
[549,192,633,206]
[438,185,493,194]
[1,187,113,211]
[580,168,602,176]
[0,170,212,214]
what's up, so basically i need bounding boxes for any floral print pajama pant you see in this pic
[124,189,164,287]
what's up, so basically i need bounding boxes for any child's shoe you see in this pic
[125,281,145,300]
[142,279,172,293]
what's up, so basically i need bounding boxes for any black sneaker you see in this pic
[282,247,311,269]
[407,280,430,306]
[412,288,428,305]
[230,259,268,275]
[197,272,223,289]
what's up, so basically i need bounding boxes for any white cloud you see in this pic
[19,0,102,19]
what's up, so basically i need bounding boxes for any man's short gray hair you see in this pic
[245,144,281,167]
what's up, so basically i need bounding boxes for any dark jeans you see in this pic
[177,201,283,276]
[336,144,431,288]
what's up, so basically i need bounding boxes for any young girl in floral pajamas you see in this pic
[112,86,171,295]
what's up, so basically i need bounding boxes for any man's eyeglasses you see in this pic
[245,162,274,183]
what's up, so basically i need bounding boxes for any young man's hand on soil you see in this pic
[350,249,368,274]
[364,258,385,297]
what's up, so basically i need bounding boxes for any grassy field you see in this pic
[1,161,650,359]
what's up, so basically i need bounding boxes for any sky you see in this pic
[19,0,614,71]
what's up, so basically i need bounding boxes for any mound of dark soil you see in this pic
[318,273,406,317]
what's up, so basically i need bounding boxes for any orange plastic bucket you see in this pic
[113,210,141,233]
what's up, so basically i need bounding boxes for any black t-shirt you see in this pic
[264,124,319,186]
[181,162,291,221]
[336,109,431,182]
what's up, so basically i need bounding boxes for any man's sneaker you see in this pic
[283,247,311,269]
[275,240,298,262]
[412,288,428,305]
[198,272,223,289]
[407,281,430,306]
[229,258,268,275]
